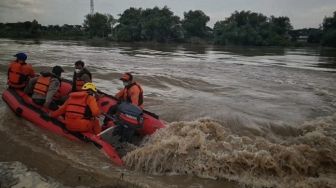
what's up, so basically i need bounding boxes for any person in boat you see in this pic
[51,82,101,135]
[103,72,144,122]
[115,72,144,108]
[24,66,64,110]
[72,60,92,92]
[7,52,35,89]
[102,73,144,140]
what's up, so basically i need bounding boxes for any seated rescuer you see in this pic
[24,66,64,110]
[51,82,101,135]
[7,52,35,89]
[72,60,92,91]
[115,72,144,108]
[103,72,144,125]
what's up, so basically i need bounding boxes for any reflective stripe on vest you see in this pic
[33,76,51,96]
[65,93,92,119]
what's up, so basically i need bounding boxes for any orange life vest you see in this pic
[33,76,51,96]
[122,82,143,106]
[33,75,62,99]
[65,92,92,119]
[75,79,85,91]
[8,61,31,88]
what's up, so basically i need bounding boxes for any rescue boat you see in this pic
[1,80,165,166]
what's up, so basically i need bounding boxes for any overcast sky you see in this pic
[0,0,335,29]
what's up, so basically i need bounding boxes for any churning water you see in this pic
[0,39,335,187]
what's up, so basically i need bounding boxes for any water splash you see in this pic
[0,161,65,188]
[124,114,336,187]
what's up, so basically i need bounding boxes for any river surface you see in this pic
[0,38,336,188]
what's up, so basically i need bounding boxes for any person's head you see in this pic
[81,82,97,95]
[14,53,27,63]
[74,60,85,73]
[120,72,133,86]
[52,66,64,77]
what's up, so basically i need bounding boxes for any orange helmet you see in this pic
[120,72,133,82]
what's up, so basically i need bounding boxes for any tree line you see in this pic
[0,7,335,47]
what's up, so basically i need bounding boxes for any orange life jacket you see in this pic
[75,79,85,91]
[33,75,62,99]
[122,82,143,106]
[33,76,51,96]
[65,92,92,119]
[8,61,31,88]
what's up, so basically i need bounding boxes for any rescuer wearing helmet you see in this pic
[7,52,35,89]
[24,66,64,110]
[51,82,101,134]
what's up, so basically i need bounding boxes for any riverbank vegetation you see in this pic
[0,7,335,47]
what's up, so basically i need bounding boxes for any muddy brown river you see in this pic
[0,39,335,188]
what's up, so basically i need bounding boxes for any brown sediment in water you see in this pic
[0,108,147,188]
[0,129,138,188]
[124,114,336,188]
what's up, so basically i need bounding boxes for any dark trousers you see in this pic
[103,104,118,125]
[32,99,59,110]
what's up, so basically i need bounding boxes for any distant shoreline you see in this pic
[0,36,329,49]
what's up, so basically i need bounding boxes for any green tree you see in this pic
[214,11,268,45]
[29,20,41,38]
[114,7,142,41]
[323,11,336,31]
[321,11,336,47]
[140,6,181,42]
[83,13,115,38]
[213,11,292,46]
[269,16,292,35]
[182,10,210,38]
[114,6,182,42]
[0,20,42,38]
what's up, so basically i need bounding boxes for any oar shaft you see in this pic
[97,126,116,137]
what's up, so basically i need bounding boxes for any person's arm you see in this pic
[81,74,91,83]
[50,100,67,118]
[87,96,101,117]
[24,77,37,95]
[45,78,60,106]
[115,89,124,100]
